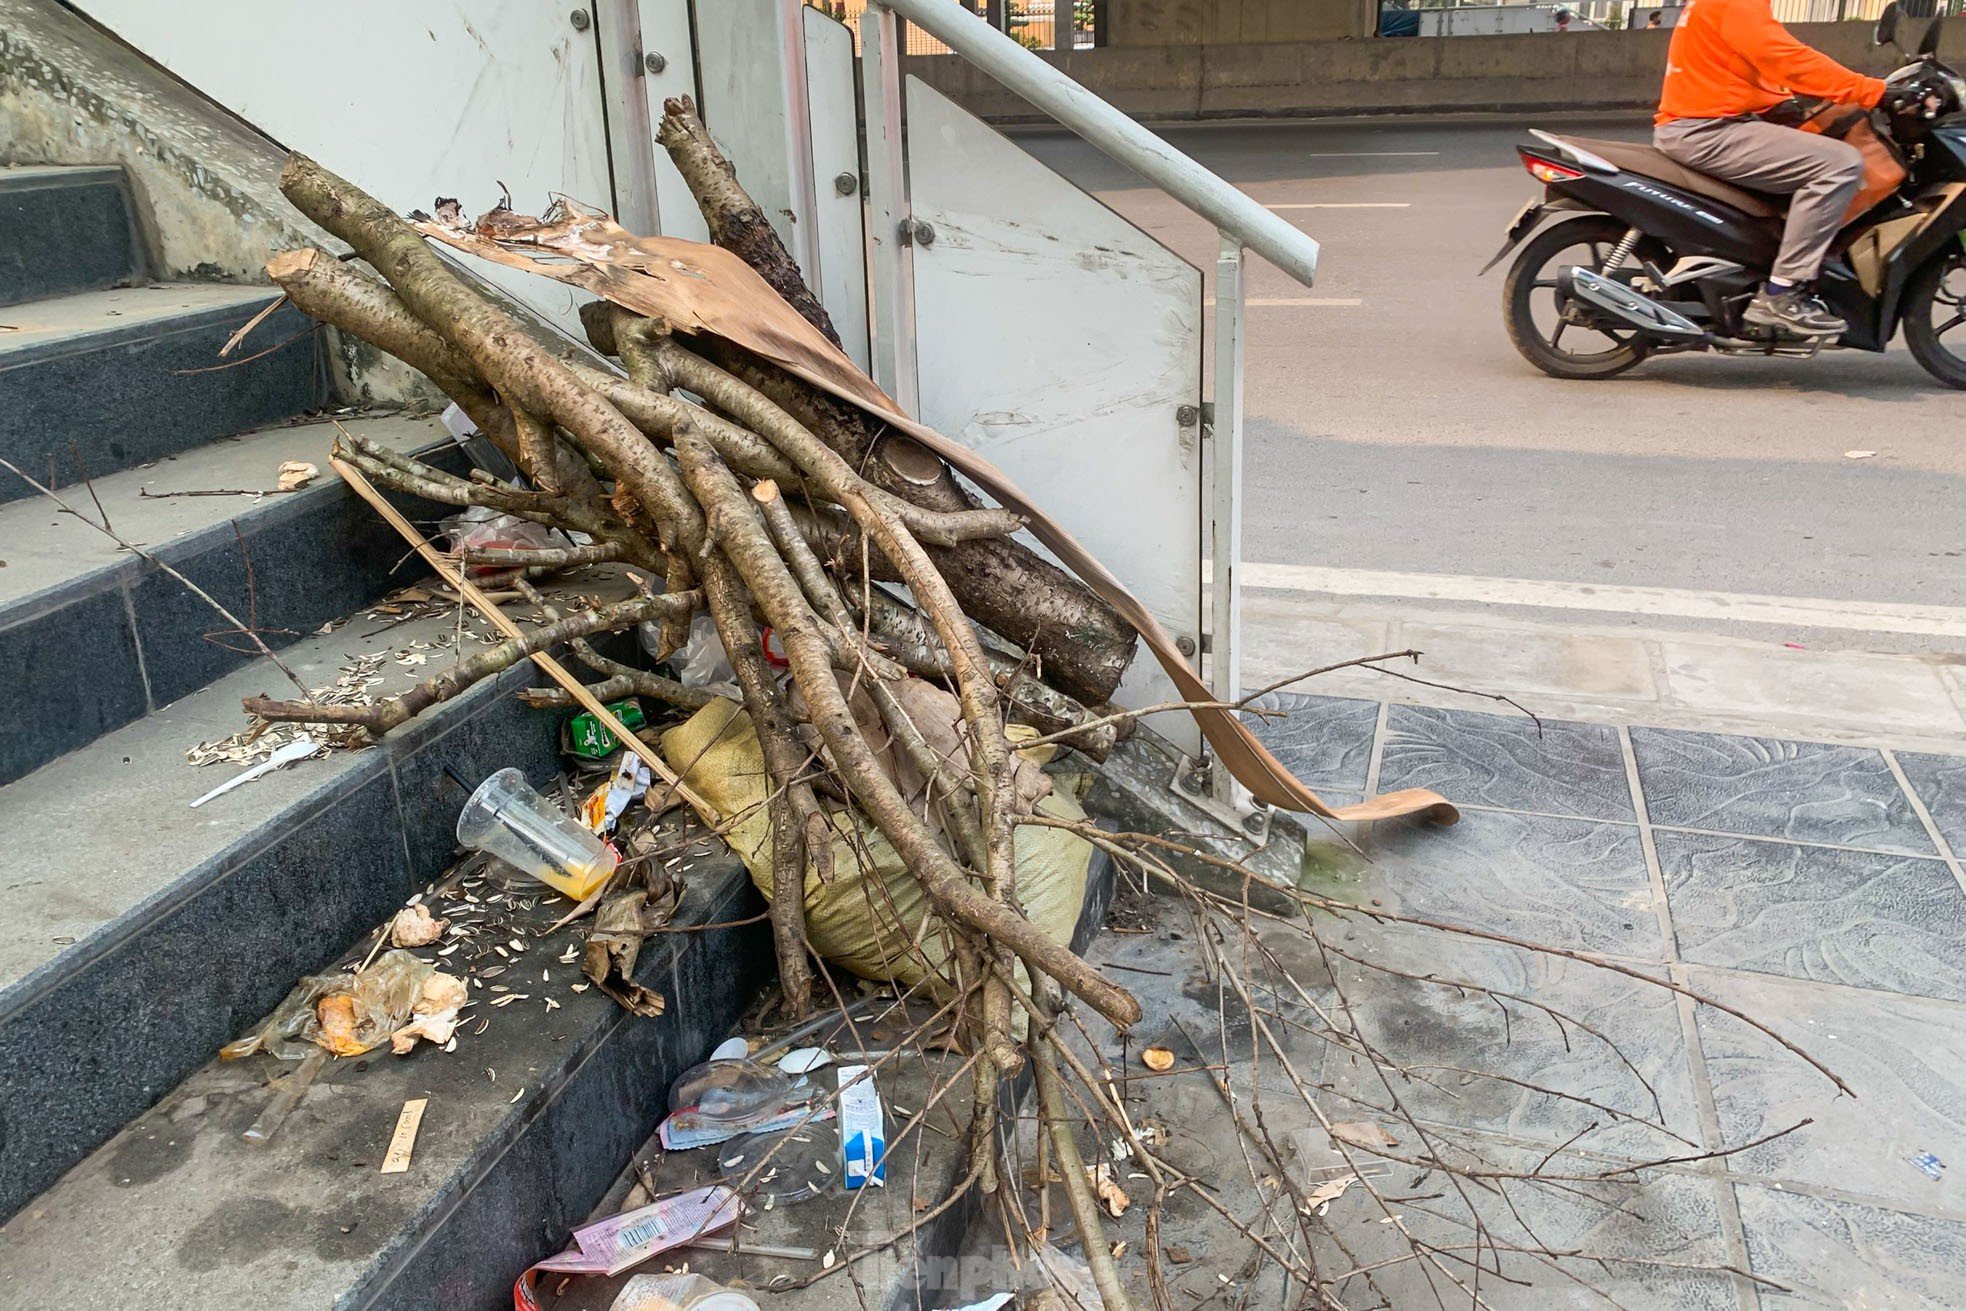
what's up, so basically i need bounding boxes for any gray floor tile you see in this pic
[1659,831,1966,1001]
[1323,921,1703,1161]
[1378,704,1636,821]
[1736,1183,1966,1310]
[1242,691,1378,792]
[1632,727,1932,855]
[1897,750,1966,857]
[1075,908,1332,1089]
[1367,808,1662,958]
[1317,1142,1739,1310]
[1688,966,1966,1213]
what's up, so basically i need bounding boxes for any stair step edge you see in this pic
[0,411,450,615]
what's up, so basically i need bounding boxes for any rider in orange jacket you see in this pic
[1653,0,1888,334]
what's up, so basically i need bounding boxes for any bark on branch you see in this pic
[703,340,1136,705]
[265,247,601,500]
[243,594,693,738]
[278,157,706,577]
[656,95,842,347]
[675,424,1139,1029]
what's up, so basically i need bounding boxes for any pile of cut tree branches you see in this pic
[232,101,1845,1311]
[242,99,1173,1298]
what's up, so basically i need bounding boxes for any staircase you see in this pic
[0,164,771,1308]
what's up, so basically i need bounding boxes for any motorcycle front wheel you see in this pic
[1902,244,1966,390]
[1503,215,1656,380]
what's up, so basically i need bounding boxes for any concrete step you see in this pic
[0,578,641,1224]
[0,283,322,503]
[0,815,770,1310]
[0,165,144,308]
[0,411,455,787]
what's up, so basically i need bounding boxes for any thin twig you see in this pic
[0,457,311,698]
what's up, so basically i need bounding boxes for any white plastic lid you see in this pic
[690,1293,761,1311]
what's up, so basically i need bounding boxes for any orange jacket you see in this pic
[1656,0,1885,124]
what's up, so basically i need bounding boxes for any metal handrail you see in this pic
[874,0,1321,285]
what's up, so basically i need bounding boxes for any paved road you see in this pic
[1015,116,1966,612]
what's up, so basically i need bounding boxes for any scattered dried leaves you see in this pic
[277,460,320,491]
[1304,1174,1357,1215]
[1088,1162,1131,1218]
[1329,1121,1400,1151]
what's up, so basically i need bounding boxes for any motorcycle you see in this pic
[1485,2,1966,387]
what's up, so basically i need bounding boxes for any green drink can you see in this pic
[564,698,647,759]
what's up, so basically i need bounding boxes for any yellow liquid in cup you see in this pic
[529,852,614,901]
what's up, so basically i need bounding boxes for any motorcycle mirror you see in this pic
[1918,14,1944,57]
[1876,1,1901,48]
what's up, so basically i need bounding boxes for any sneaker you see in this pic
[1743,287,1847,336]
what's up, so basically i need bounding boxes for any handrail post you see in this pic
[860,3,920,413]
[1209,231,1247,814]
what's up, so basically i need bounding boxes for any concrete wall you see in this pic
[1110,0,1374,45]
[909,22,1891,121]
[0,0,438,405]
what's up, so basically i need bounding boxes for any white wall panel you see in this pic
[636,0,710,242]
[693,0,809,270]
[69,0,615,337]
[803,6,870,370]
[904,78,1204,750]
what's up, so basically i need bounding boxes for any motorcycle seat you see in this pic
[1551,135,1785,220]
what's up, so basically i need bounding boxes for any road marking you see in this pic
[1304,151,1440,157]
[1205,297,1362,307]
[1266,202,1412,210]
[1241,563,1966,639]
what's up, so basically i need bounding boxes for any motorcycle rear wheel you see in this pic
[1902,245,1966,390]
[1504,215,1657,380]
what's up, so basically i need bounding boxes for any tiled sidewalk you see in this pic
[1238,589,1966,755]
[1249,693,1966,1308]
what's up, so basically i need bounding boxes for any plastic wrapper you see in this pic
[440,507,565,575]
[645,613,740,698]
[221,950,445,1062]
[668,1058,797,1125]
[311,950,436,1057]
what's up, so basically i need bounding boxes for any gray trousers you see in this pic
[1654,117,1864,284]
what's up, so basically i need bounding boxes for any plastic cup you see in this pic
[455,767,616,900]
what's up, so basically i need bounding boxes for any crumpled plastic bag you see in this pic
[644,612,739,700]
[390,971,470,1054]
[440,507,566,576]
[222,950,454,1061]
[220,973,343,1062]
[311,950,438,1057]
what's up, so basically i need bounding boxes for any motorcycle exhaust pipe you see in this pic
[1557,267,1706,341]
